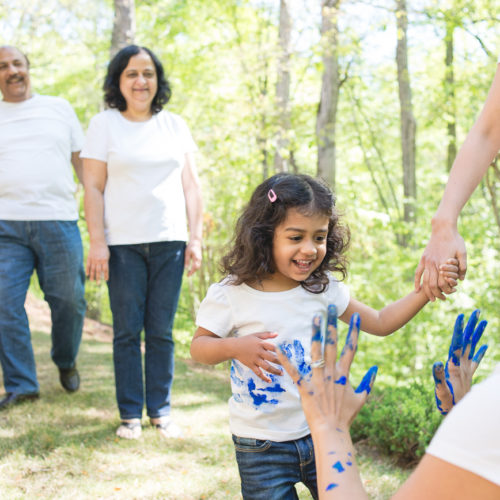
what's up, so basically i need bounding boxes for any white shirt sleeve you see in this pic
[174,114,198,154]
[196,282,234,337]
[326,277,350,316]
[80,113,109,162]
[64,101,85,152]
[426,364,500,486]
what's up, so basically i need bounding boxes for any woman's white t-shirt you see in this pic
[80,109,197,245]
[196,276,350,442]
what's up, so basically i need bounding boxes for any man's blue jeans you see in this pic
[233,434,318,500]
[0,220,86,395]
[107,241,185,420]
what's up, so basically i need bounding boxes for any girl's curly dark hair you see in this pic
[103,45,171,114]
[222,173,350,293]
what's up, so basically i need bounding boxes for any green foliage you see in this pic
[351,382,443,465]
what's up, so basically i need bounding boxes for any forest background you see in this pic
[2,0,500,470]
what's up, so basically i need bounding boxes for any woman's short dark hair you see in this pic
[221,173,350,293]
[103,45,171,114]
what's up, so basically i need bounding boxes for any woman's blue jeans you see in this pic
[107,241,185,420]
[0,220,86,395]
[233,434,318,500]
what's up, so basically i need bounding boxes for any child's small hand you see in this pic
[233,332,282,383]
[439,258,459,295]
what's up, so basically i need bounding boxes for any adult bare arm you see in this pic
[71,151,84,183]
[278,306,499,500]
[415,62,500,301]
[82,158,109,282]
[276,307,377,499]
[182,152,203,276]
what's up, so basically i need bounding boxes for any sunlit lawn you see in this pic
[0,301,410,499]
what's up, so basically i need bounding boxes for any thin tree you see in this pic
[110,0,136,58]
[444,18,457,171]
[274,0,292,173]
[395,0,416,242]
[316,0,341,189]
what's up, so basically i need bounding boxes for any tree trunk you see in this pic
[110,0,136,58]
[274,0,292,173]
[395,0,417,240]
[445,21,457,171]
[316,0,341,189]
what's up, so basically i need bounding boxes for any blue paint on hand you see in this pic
[469,319,486,354]
[326,483,339,491]
[432,362,444,385]
[327,304,338,328]
[312,315,322,343]
[332,461,345,473]
[355,365,378,394]
[335,376,347,385]
[346,460,352,466]
[449,314,464,365]
[341,313,360,357]
[462,309,479,355]
[473,344,488,364]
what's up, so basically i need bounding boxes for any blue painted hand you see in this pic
[433,310,488,415]
[276,304,378,432]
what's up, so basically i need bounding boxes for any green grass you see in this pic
[0,322,410,499]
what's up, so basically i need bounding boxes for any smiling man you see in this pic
[0,46,86,409]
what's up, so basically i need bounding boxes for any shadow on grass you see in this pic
[0,328,233,459]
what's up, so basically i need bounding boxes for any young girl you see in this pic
[191,173,458,500]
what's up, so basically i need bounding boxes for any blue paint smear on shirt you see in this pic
[293,340,311,377]
[230,364,245,388]
[247,378,279,407]
[262,383,285,393]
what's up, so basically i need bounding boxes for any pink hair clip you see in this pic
[268,189,277,203]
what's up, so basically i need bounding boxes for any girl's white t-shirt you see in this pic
[80,109,197,245]
[196,276,350,441]
[426,363,500,486]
